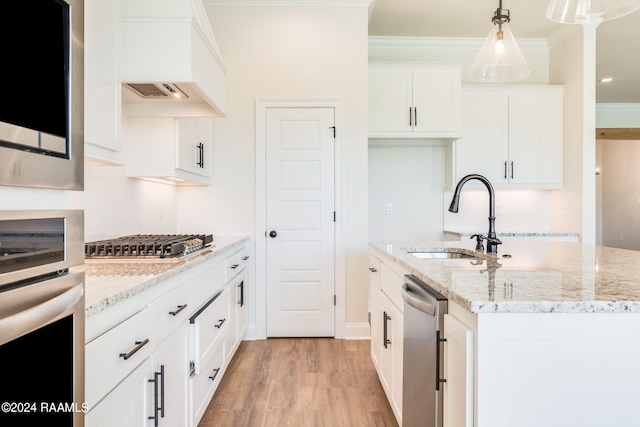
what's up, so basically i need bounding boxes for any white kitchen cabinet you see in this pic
[443,314,474,427]
[453,86,563,189]
[84,0,123,165]
[86,241,249,427]
[369,253,405,425]
[124,116,212,185]
[190,287,230,425]
[85,357,154,427]
[152,323,190,427]
[369,63,461,139]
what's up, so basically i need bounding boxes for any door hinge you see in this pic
[334,295,337,306]
[329,126,336,138]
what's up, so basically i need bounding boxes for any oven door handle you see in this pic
[0,284,84,346]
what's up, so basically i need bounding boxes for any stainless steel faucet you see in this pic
[448,174,502,254]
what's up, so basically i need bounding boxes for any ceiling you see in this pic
[368,0,640,103]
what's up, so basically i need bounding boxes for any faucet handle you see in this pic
[487,236,503,246]
[470,234,485,251]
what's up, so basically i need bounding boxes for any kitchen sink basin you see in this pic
[403,249,478,259]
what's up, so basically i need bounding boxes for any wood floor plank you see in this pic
[199,338,398,427]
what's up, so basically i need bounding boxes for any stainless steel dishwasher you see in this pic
[402,274,448,427]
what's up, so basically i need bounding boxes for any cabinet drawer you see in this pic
[85,307,156,409]
[190,261,225,308]
[190,287,230,374]
[379,260,407,313]
[224,251,242,281]
[154,281,190,341]
[237,246,250,271]
[191,339,225,426]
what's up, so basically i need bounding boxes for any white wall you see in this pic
[368,142,446,242]
[178,3,370,337]
[596,104,640,127]
[0,165,178,242]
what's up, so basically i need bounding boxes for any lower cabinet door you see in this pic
[190,340,225,426]
[443,314,474,427]
[152,323,190,427]
[85,357,154,427]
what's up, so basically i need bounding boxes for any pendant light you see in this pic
[468,0,530,83]
[546,0,640,24]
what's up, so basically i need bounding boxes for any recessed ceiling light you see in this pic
[599,77,614,83]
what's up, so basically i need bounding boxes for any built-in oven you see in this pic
[0,0,83,191]
[0,210,85,427]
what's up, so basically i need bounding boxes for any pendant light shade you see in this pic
[546,0,640,24]
[468,1,530,83]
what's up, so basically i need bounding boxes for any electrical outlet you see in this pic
[386,204,393,215]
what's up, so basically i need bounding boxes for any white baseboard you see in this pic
[242,322,370,341]
[345,322,371,340]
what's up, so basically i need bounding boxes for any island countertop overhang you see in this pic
[370,240,640,314]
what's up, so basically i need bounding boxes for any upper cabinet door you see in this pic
[455,91,509,186]
[412,70,461,135]
[508,91,563,187]
[368,64,462,139]
[453,86,563,190]
[369,69,414,134]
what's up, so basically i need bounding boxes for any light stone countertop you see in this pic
[74,235,248,316]
[371,240,640,314]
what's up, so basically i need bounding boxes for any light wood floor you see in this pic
[199,338,398,427]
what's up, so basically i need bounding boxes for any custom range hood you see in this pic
[120,0,226,117]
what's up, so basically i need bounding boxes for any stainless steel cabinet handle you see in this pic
[383,311,391,349]
[242,256,250,261]
[436,331,447,391]
[504,161,507,179]
[511,161,514,179]
[214,318,226,329]
[148,365,165,426]
[409,107,412,126]
[196,142,204,168]
[369,267,378,272]
[237,281,244,307]
[209,367,221,381]
[414,106,417,127]
[119,338,150,360]
[169,304,187,316]
[230,264,240,269]
[401,283,436,316]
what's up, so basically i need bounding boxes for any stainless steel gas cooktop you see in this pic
[84,234,214,259]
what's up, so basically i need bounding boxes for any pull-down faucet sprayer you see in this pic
[449,174,502,254]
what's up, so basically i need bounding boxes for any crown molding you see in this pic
[203,0,373,6]
[368,36,549,50]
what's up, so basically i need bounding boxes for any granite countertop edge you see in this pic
[370,241,640,315]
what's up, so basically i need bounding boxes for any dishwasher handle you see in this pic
[401,282,436,316]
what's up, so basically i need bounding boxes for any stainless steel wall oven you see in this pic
[0,0,84,190]
[0,210,85,427]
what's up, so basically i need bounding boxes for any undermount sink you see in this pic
[403,249,477,259]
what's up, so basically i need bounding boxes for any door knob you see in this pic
[269,230,277,238]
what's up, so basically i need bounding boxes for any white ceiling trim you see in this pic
[368,36,549,50]
[203,0,373,6]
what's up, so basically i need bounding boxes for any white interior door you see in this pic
[265,107,335,337]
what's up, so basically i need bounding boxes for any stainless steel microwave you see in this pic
[0,0,84,191]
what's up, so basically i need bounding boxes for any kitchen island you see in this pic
[369,240,640,427]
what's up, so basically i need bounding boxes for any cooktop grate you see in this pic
[84,234,213,259]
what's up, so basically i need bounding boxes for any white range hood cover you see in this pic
[120,0,226,116]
